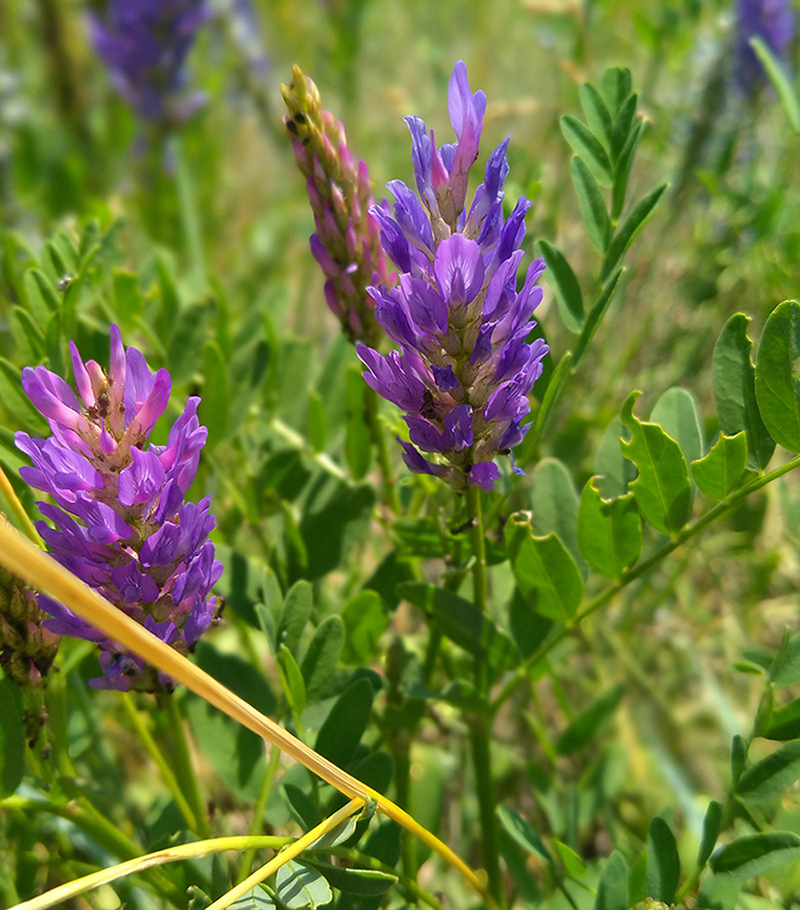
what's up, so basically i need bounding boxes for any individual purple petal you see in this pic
[402,275,448,336]
[444,405,473,450]
[432,364,457,391]
[468,462,500,491]
[447,61,486,215]
[433,234,485,305]
[118,447,166,506]
[398,438,447,477]
[406,415,447,453]
[111,561,160,604]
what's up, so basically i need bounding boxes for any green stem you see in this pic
[120,692,199,834]
[364,386,402,514]
[164,692,211,839]
[237,744,283,883]
[465,484,503,907]
[491,453,800,715]
[466,485,487,613]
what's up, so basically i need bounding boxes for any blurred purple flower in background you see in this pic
[16,326,222,692]
[89,0,213,126]
[357,62,548,492]
[735,0,796,94]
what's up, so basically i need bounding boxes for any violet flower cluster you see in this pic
[282,65,395,345]
[357,62,548,492]
[15,326,222,692]
[735,0,796,95]
[89,0,212,127]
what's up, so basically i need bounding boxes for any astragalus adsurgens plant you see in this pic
[358,62,548,491]
[14,326,222,692]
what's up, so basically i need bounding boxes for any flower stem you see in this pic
[120,692,199,834]
[237,744,283,883]
[364,385,402,514]
[465,484,503,907]
[163,692,211,839]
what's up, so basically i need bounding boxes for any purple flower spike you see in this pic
[735,0,796,96]
[15,325,221,693]
[359,62,548,492]
[89,0,212,127]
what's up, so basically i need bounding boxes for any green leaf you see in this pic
[530,458,586,576]
[594,851,628,910]
[536,240,584,333]
[612,119,644,219]
[314,678,374,769]
[755,299,800,453]
[579,83,613,149]
[736,739,800,802]
[300,615,345,705]
[496,805,553,864]
[764,697,800,741]
[571,156,610,255]
[0,677,25,798]
[499,830,542,905]
[711,832,800,879]
[578,479,641,578]
[750,37,800,132]
[345,365,372,480]
[284,783,321,831]
[731,735,748,786]
[229,886,276,910]
[554,839,587,877]
[601,67,633,116]
[560,115,614,186]
[691,433,747,499]
[572,267,625,367]
[610,93,638,159]
[112,268,143,322]
[342,591,389,664]
[397,583,517,670]
[697,800,722,868]
[505,515,584,622]
[280,645,307,718]
[603,184,667,280]
[300,476,375,580]
[713,313,775,471]
[309,861,396,896]
[595,417,636,498]
[556,684,625,754]
[167,300,216,384]
[0,357,49,434]
[509,588,553,659]
[199,340,230,450]
[306,389,327,453]
[621,391,693,535]
[308,815,357,849]
[646,817,680,904]
[650,387,704,469]
[535,351,573,438]
[25,268,60,319]
[276,860,332,909]
[278,581,314,656]
[770,629,800,688]
[10,306,45,363]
